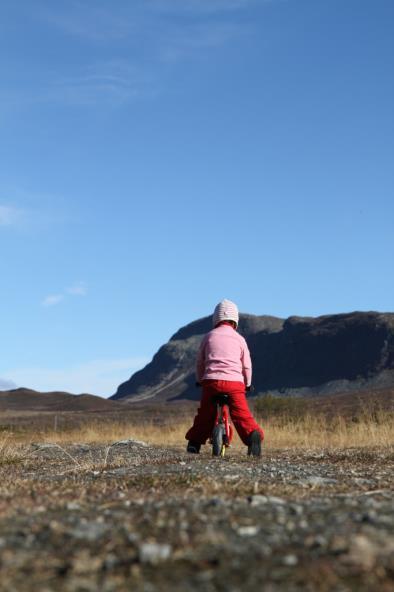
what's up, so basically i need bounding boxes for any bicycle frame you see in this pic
[212,394,233,457]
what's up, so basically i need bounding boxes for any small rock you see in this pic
[103,553,119,570]
[343,535,377,569]
[66,502,81,511]
[267,495,286,505]
[30,443,59,450]
[305,535,327,548]
[329,535,348,555]
[74,445,90,452]
[237,525,259,537]
[207,497,224,507]
[283,554,298,566]
[249,495,268,506]
[113,439,148,447]
[289,504,303,516]
[249,495,286,506]
[353,478,376,486]
[70,522,108,542]
[72,550,102,575]
[139,543,172,564]
[301,476,337,487]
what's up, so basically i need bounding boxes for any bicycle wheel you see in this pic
[212,424,225,457]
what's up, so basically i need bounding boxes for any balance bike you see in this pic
[210,394,233,457]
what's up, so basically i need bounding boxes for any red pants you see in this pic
[185,380,264,446]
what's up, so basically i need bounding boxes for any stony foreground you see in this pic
[0,441,393,591]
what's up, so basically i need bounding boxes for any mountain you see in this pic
[0,388,119,412]
[112,311,394,403]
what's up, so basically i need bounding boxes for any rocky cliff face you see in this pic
[111,312,394,402]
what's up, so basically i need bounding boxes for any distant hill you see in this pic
[112,311,394,403]
[0,388,118,412]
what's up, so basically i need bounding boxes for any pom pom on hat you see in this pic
[213,299,239,328]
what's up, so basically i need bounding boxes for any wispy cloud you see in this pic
[50,62,155,107]
[0,61,155,109]
[39,2,133,42]
[67,281,88,296]
[42,1,252,41]
[42,282,88,307]
[41,294,64,307]
[149,0,256,15]
[0,204,24,227]
[39,0,257,44]
[3,1,268,111]
[4,357,148,397]
[0,189,73,231]
[159,22,248,63]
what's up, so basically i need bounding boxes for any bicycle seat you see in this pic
[212,394,230,406]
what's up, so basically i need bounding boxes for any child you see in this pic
[185,299,264,456]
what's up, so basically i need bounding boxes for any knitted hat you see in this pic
[212,299,239,328]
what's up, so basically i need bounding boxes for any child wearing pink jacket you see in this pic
[185,299,264,456]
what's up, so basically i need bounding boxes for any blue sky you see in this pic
[1,0,393,396]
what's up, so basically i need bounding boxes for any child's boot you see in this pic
[247,430,262,457]
[186,441,201,454]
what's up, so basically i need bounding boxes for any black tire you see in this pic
[212,424,225,457]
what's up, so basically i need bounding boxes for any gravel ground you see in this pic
[0,441,393,591]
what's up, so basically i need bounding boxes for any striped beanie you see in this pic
[212,299,239,328]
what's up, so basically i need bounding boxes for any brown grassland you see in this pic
[0,394,394,591]
[2,392,394,450]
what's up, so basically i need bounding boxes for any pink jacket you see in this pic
[196,324,252,386]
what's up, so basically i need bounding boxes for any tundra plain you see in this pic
[0,395,394,592]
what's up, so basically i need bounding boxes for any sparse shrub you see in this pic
[254,393,309,421]
[0,437,24,466]
[1,396,394,451]
[357,397,388,424]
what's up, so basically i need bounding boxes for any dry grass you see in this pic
[252,394,394,449]
[38,420,189,447]
[264,413,394,449]
[0,436,27,466]
[2,408,394,451]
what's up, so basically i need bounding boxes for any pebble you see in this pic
[138,543,172,564]
[249,495,286,506]
[329,535,348,554]
[113,439,148,447]
[66,502,81,511]
[3,441,394,591]
[237,526,259,537]
[343,535,377,569]
[300,476,337,487]
[70,522,109,542]
[282,554,298,566]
